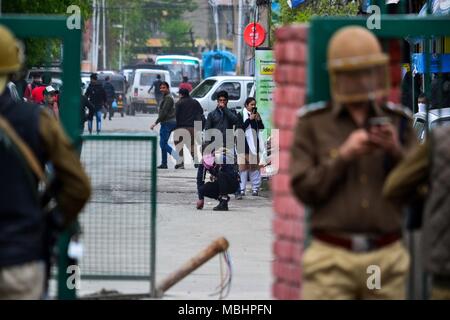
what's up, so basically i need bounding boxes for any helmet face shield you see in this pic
[326,26,390,104]
[330,64,390,104]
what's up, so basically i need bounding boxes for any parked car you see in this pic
[125,68,171,114]
[190,76,255,115]
[26,67,62,83]
[413,107,450,142]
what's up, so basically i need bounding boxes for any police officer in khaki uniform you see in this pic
[0,25,91,299]
[290,26,417,299]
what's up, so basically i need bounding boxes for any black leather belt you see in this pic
[313,231,402,253]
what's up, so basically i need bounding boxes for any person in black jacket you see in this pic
[173,88,205,169]
[196,149,240,211]
[103,76,116,120]
[148,74,163,106]
[84,73,107,134]
[80,93,95,134]
[204,91,239,151]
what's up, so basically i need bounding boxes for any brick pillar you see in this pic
[271,24,308,300]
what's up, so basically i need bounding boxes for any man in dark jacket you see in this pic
[0,25,91,299]
[84,73,107,134]
[150,81,180,169]
[80,93,95,134]
[204,91,240,152]
[103,76,115,120]
[148,74,163,106]
[173,88,205,169]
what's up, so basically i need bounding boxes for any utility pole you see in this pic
[256,0,270,48]
[209,0,220,51]
[91,0,96,71]
[95,0,100,70]
[237,0,244,74]
[102,0,106,70]
[189,28,195,53]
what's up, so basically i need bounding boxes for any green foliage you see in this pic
[279,0,359,25]
[107,0,197,67]
[161,19,192,51]
[2,0,198,68]
[2,0,91,67]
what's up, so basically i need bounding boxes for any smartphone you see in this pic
[368,117,391,127]
[252,107,258,114]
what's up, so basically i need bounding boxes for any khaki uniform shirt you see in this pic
[383,141,429,202]
[39,110,91,226]
[290,101,417,235]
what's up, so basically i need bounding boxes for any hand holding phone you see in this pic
[367,117,401,157]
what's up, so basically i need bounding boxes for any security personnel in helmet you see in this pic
[289,26,418,299]
[0,25,91,299]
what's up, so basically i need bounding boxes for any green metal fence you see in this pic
[79,133,158,297]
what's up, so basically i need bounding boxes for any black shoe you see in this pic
[157,164,168,169]
[213,198,229,211]
[174,164,184,169]
[252,190,259,196]
[194,164,199,168]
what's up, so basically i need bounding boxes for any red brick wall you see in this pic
[271,24,308,300]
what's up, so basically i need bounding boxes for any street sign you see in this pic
[244,22,266,47]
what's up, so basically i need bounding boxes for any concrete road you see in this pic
[73,113,273,300]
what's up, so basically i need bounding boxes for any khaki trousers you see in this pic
[174,127,197,165]
[302,239,409,300]
[0,261,45,300]
[431,287,450,300]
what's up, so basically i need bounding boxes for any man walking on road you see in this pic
[174,88,205,169]
[148,74,163,107]
[103,76,115,120]
[150,81,180,169]
[85,73,107,134]
[290,26,417,299]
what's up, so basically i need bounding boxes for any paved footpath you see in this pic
[53,114,273,300]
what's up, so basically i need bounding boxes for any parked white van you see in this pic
[190,76,255,114]
[126,68,171,113]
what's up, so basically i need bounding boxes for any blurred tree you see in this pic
[161,19,193,51]
[2,0,91,67]
[279,0,358,25]
[107,0,197,68]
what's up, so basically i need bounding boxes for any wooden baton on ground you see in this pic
[155,237,229,297]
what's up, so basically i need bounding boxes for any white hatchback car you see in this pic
[190,76,255,115]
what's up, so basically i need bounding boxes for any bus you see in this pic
[155,55,202,90]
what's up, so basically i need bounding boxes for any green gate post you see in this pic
[1,15,82,300]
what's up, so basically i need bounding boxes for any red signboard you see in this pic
[243,23,266,47]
